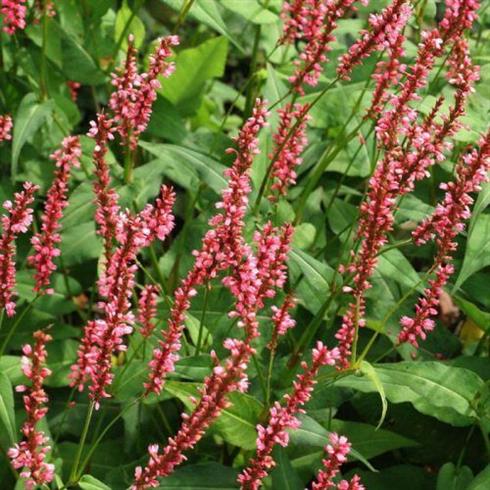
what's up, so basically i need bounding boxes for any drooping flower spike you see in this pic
[8,330,54,490]
[0,113,13,141]
[143,99,269,397]
[399,129,490,347]
[268,293,296,351]
[28,136,81,294]
[238,342,340,489]
[138,284,160,339]
[109,34,179,150]
[132,224,294,488]
[1,0,27,35]
[0,182,38,316]
[311,433,364,490]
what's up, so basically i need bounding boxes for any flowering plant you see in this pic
[0,1,489,489]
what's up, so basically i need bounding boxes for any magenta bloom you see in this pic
[337,0,412,81]
[237,342,340,489]
[269,293,296,350]
[109,35,179,150]
[268,103,310,201]
[0,113,13,141]
[1,0,27,35]
[138,284,160,338]
[8,330,54,490]
[28,136,81,294]
[311,433,364,490]
[144,100,269,396]
[399,130,490,347]
[0,182,38,316]
[88,113,120,259]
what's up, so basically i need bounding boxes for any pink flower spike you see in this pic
[268,293,296,350]
[139,284,160,338]
[237,342,340,489]
[0,182,38,316]
[398,130,490,347]
[8,330,54,490]
[1,0,27,35]
[28,136,81,294]
[0,114,13,142]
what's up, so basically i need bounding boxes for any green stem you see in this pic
[69,401,95,483]
[124,146,134,184]
[173,0,196,33]
[149,244,167,294]
[0,297,39,356]
[252,353,268,402]
[40,2,49,100]
[245,25,262,118]
[195,282,210,356]
[265,348,275,407]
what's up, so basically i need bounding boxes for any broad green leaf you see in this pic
[146,95,187,143]
[60,221,102,266]
[361,361,388,429]
[157,462,239,489]
[436,463,474,490]
[61,183,95,228]
[59,26,106,84]
[221,0,278,24]
[161,36,229,113]
[356,464,437,489]
[329,420,419,459]
[289,415,375,471]
[376,249,424,293]
[12,93,54,180]
[160,0,243,52]
[288,248,335,314]
[45,339,79,387]
[79,475,111,490]
[139,141,227,193]
[292,223,316,250]
[271,447,303,490]
[467,466,490,490]
[163,381,263,449]
[0,373,16,448]
[337,362,484,426]
[115,1,146,49]
[454,214,490,290]
[453,296,490,333]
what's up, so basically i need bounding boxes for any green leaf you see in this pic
[139,142,227,193]
[288,248,335,314]
[161,36,229,114]
[163,381,263,449]
[60,221,102,266]
[0,356,23,385]
[221,0,278,24]
[361,361,388,429]
[329,420,419,459]
[454,214,490,290]
[12,93,54,180]
[337,362,484,426]
[160,0,243,52]
[271,447,303,490]
[436,463,474,490]
[157,462,239,489]
[0,373,16,449]
[59,26,106,84]
[115,1,146,50]
[453,296,490,333]
[376,249,423,294]
[78,475,111,490]
[467,466,490,490]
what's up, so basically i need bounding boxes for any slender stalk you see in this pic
[173,0,196,34]
[69,401,95,483]
[252,353,268,403]
[265,349,275,408]
[245,25,262,118]
[40,1,49,100]
[195,282,210,356]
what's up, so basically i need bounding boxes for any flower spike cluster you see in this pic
[28,136,81,294]
[109,34,179,150]
[269,293,296,350]
[0,182,38,316]
[311,433,364,490]
[268,102,310,201]
[1,0,27,35]
[0,113,13,141]
[8,331,54,490]
[399,130,490,347]
[337,0,412,81]
[132,223,294,488]
[70,187,175,406]
[143,99,269,397]
[238,342,340,489]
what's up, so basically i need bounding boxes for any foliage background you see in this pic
[1,0,490,489]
